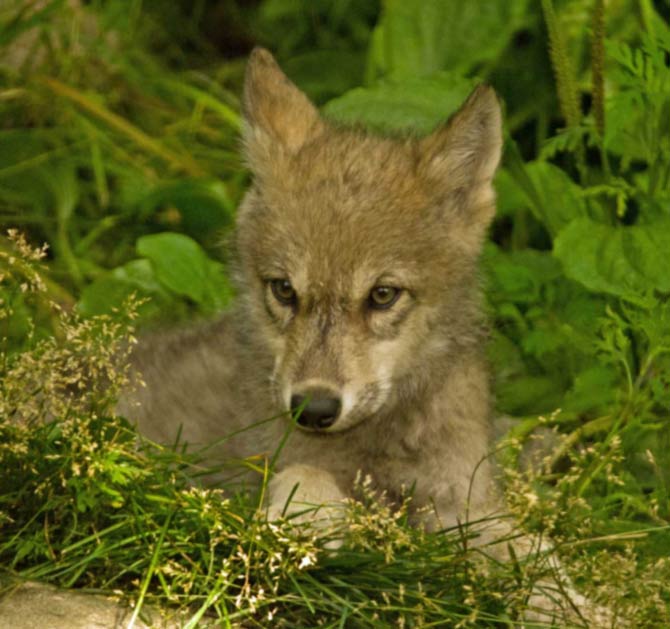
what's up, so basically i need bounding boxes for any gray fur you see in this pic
[122,48,503,528]
[119,50,611,625]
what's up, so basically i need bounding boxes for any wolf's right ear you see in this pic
[243,48,323,165]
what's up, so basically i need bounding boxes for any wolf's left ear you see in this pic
[419,85,502,228]
[243,47,323,163]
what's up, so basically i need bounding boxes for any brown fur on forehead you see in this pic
[239,127,472,287]
[292,128,423,195]
[255,125,429,206]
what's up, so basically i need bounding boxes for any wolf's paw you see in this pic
[267,464,347,549]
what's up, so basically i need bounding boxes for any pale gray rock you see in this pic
[0,580,179,629]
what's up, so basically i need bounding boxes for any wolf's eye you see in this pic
[368,286,401,310]
[270,278,297,306]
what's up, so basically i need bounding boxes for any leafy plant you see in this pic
[0,0,242,327]
[487,1,670,543]
[1,0,670,625]
[78,232,233,320]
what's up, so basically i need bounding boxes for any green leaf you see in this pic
[494,169,530,218]
[561,366,618,414]
[503,161,589,236]
[485,247,563,304]
[136,233,211,303]
[113,259,165,295]
[372,0,529,79]
[324,73,477,135]
[78,239,232,319]
[496,375,562,415]
[283,50,367,103]
[199,260,234,314]
[554,217,670,300]
[77,260,171,318]
[487,329,526,379]
[137,179,234,241]
[77,276,137,318]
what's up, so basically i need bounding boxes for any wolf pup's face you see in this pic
[235,48,502,433]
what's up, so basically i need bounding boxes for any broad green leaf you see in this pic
[78,243,232,319]
[554,290,607,352]
[77,260,171,318]
[283,50,366,103]
[200,260,234,314]
[503,161,589,236]
[561,366,618,414]
[137,179,234,242]
[77,276,144,318]
[493,169,529,218]
[487,329,526,378]
[485,246,563,304]
[112,259,165,295]
[522,325,570,358]
[372,0,529,79]
[554,217,670,300]
[496,375,562,415]
[324,73,476,134]
[136,233,211,303]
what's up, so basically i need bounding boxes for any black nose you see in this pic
[291,391,341,429]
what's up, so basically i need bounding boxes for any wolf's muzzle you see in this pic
[291,390,341,430]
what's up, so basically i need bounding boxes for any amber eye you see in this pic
[368,286,401,310]
[270,278,297,306]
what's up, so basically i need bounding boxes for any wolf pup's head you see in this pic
[235,48,502,433]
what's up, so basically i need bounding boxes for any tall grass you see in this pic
[0,0,242,305]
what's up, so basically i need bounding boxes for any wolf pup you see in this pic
[126,46,501,529]
[122,48,603,624]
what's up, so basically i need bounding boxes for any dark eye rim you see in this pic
[269,278,297,306]
[368,286,402,310]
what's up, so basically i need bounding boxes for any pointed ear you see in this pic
[243,47,323,158]
[419,85,502,220]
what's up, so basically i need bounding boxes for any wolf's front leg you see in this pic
[268,464,347,529]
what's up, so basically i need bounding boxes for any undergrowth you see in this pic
[0,235,570,627]
[1,229,668,627]
[1,1,670,627]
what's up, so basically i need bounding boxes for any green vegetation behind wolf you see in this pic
[121,48,606,625]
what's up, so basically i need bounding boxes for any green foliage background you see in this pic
[1,0,670,626]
